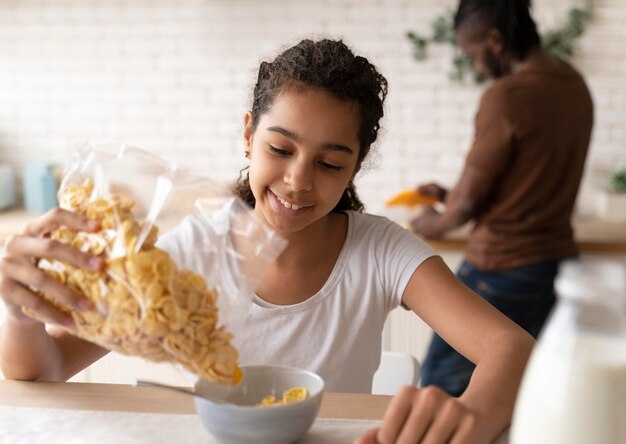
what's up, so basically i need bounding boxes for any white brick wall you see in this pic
[0,0,624,215]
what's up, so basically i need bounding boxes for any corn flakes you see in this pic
[29,179,241,385]
[256,387,309,407]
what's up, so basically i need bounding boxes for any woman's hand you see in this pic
[355,385,491,444]
[0,208,103,327]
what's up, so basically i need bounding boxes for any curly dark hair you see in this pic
[233,38,388,212]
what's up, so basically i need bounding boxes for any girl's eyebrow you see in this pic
[266,125,355,154]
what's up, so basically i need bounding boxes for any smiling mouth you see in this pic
[277,196,305,210]
[269,190,312,212]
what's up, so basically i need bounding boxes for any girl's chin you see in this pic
[262,204,312,234]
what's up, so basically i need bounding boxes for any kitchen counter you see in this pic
[0,380,391,443]
[0,379,391,418]
[0,380,510,443]
[421,218,626,253]
[1,208,625,253]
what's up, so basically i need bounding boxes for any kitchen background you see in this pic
[1,0,625,211]
[0,0,624,383]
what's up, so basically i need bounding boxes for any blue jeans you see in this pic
[420,258,560,396]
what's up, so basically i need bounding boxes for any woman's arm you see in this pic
[0,208,109,381]
[358,256,534,443]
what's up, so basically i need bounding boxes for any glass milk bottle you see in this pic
[511,259,626,444]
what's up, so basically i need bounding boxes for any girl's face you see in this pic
[244,87,361,235]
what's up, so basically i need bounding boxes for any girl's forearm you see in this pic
[459,331,534,439]
[0,316,64,381]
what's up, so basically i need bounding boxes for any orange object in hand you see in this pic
[385,189,438,207]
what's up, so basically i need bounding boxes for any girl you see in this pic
[0,39,533,443]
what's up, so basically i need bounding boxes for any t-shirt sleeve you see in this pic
[465,85,516,180]
[374,218,438,311]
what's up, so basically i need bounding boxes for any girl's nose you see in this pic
[283,161,313,192]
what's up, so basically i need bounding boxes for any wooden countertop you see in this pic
[0,379,391,419]
[0,380,510,443]
[425,218,626,253]
[1,209,625,253]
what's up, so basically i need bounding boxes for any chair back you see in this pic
[372,351,420,395]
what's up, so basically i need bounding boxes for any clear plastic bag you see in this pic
[34,142,287,384]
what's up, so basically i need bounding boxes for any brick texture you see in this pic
[0,0,624,215]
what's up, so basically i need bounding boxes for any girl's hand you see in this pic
[0,208,103,327]
[355,385,490,444]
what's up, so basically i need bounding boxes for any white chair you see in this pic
[372,351,420,395]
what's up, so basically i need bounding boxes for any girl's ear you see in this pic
[243,112,253,150]
[350,158,363,183]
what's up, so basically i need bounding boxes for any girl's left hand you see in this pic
[354,385,490,444]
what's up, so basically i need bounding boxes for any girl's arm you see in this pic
[0,209,109,381]
[359,256,534,443]
[0,320,108,381]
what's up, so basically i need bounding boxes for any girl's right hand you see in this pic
[0,208,103,328]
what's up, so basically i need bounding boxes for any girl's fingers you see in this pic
[420,399,464,444]
[4,235,103,272]
[0,207,99,328]
[4,207,103,272]
[376,386,420,444]
[449,413,479,444]
[1,256,92,312]
[393,387,442,444]
[22,208,99,237]
[2,279,74,327]
[353,428,379,444]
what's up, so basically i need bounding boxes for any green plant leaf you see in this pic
[610,169,626,193]
[406,1,593,83]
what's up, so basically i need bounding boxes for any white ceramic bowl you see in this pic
[194,365,325,444]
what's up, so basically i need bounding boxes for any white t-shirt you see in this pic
[159,208,436,393]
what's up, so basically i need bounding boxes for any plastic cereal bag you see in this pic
[31,143,287,385]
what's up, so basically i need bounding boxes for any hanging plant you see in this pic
[407,1,593,82]
[610,168,626,194]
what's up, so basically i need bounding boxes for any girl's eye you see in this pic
[319,161,342,171]
[269,145,342,171]
[269,145,290,156]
